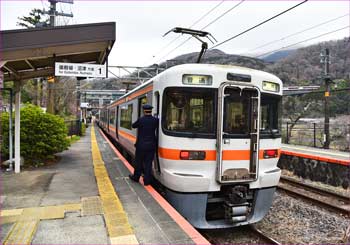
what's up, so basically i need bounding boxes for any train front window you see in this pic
[260,94,282,137]
[162,87,215,137]
[223,88,251,136]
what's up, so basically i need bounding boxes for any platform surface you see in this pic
[1,124,208,244]
[281,143,350,164]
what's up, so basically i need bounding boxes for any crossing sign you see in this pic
[55,62,106,78]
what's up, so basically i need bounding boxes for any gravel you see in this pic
[203,226,265,244]
[256,191,350,244]
[202,170,350,244]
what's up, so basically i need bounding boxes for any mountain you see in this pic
[160,49,269,70]
[91,38,349,90]
[266,38,350,85]
[260,49,296,62]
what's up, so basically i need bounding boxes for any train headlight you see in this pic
[180,150,206,160]
[182,74,212,85]
[263,149,278,158]
[262,81,280,92]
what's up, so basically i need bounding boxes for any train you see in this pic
[96,63,282,229]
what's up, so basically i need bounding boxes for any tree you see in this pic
[17,9,49,28]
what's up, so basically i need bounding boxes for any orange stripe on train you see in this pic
[158,147,280,161]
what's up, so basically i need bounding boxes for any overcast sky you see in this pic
[2,0,349,68]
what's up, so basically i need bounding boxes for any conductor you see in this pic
[129,104,159,186]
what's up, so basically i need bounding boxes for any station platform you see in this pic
[0,124,209,244]
[281,143,350,166]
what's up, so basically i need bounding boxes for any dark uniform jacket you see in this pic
[132,115,159,151]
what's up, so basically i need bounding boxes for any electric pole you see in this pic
[320,48,331,149]
[44,0,73,114]
[43,0,74,27]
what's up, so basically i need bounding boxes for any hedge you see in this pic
[1,104,70,165]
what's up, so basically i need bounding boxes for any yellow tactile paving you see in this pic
[3,220,39,245]
[110,235,139,244]
[1,215,19,225]
[1,209,23,217]
[81,196,103,216]
[2,202,82,244]
[91,125,138,244]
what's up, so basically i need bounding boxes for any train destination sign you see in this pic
[55,62,106,78]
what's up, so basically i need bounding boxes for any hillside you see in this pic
[266,38,350,85]
[164,49,269,70]
[90,38,349,90]
[260,49,296,62]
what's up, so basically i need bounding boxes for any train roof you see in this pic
[109,63,282,107]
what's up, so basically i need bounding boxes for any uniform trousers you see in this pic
[134,148,155,184]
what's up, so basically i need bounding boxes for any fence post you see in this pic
[286,122,289,144]
[313,123,316,147]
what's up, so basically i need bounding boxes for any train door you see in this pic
[153,91,161,173]
[107,109,110,132]
[115,106,119,139]
[216,83,260,183]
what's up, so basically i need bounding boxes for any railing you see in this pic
[65,120,81,136]
[282,122,350,151]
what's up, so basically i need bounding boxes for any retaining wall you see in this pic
[278,154,350,189]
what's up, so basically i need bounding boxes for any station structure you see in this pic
[0,22,116,173]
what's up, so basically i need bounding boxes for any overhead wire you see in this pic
[155,0,245,64]
[255,25,350,58]
[243,13,349,54]
[151,0,225,61]
[210,0,309,50]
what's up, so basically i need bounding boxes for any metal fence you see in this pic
[65,120,81,136]
[282,122,350,151]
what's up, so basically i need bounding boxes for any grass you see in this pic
[67,135,80,144]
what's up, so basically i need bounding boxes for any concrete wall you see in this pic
[278,154,350,189]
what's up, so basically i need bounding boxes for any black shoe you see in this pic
[129,174,139,183]
[143,181,151,186]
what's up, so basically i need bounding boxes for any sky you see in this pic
[1,0,350,69]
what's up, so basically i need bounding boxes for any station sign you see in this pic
[50,0,74,4]
[55,62,106,78]
[80,102,90,108]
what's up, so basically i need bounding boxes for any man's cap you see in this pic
[142,104,153,110]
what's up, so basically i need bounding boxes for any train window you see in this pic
[120,104,133,130]
[260,94,282,137]
[109,108,115,125]
[223,88,250,135]
[138,96,147,117]
[162,87,215,137]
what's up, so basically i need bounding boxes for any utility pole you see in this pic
[44,0,73,114]
[43,0,74,26]
[321,48,331,149]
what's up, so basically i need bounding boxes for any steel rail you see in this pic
[278,176,350,216]
[249,225,282,245]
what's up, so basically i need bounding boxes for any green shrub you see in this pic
[81,122,86,136]
[1,104,70,165]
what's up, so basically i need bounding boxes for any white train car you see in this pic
[97,64,282,229]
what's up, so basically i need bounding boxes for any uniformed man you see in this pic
[129,104,159,186]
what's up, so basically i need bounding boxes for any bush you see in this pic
[81,122,86,136]
[1,104,70,165]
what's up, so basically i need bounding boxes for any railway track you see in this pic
[248,225,281,245]
[278,176,350,216]
[202,225,281,244]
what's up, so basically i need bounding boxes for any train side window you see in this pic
[120,104,133,130]
[260,94,281,136]
[109,108,115,125]
[138,96,147,118]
